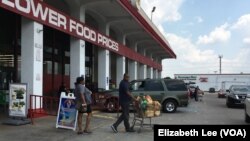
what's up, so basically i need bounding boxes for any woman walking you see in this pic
[75,76,92,134]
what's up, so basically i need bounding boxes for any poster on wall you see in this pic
[56,92,78,131]
[9,83,28,117]
[36,48,41,62]
[199,77,208,82]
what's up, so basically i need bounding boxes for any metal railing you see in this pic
[29,95,59,124]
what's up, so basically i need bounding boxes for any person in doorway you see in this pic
[58,82,69,97]
[111,73,138,133]
[75,77,92,134]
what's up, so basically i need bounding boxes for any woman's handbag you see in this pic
[76,101,87,113]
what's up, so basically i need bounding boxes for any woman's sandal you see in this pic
[77,131,84,134]
[83,130,92,134]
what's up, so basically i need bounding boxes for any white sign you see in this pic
[9,83,28,117]
[176,75,197,81]
[56,92,78,131]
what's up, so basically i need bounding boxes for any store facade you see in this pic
[175,73,250,91]
[0,0,176,107]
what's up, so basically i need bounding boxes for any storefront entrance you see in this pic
[43,27,96,96]
[0,8,97,99]
[43,26,70,97]
[0,8,21,90]
[0,9,21,113]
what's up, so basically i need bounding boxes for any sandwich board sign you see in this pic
[56,92,78,131]
[9,83,28,118]
[3,83,31,126]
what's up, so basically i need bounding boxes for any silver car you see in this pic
[245,93,250,123]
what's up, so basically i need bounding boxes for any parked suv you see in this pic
[98,79,189,113]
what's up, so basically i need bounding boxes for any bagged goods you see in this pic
[146,104,155,111]
[141,100,147,111]
[152,101,161,110]
[144,109,161,117]
[144,100,161,117]
[134,95,162,117]
[146,102,161,111]
[145,95,153,104]
[154,111,160,116]
[145,110,154,117]
[146,101,161,110]
[136,96,141,101]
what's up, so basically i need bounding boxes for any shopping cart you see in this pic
[198,93,203,101]
[131,100,154,133]
[198,90,204,101]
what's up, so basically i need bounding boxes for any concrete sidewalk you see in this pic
[0,111,154,141]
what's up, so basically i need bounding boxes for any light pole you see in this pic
[218,55,223,74]
[151,6,156,21]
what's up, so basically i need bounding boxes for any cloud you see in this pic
[160,20,250,77]
[231,14,250,38]
[187,22,194,26]
[243,37,250,45]
[162,33,219,77]
[140,1,220,77]
[232,14,250,29]
[222,48,250,73]
[196,23,231,45]
[141,1,250,77]
[195,16,203,23]
[186,17,203,27]
[140,0,183,25]
[166,34,217,63]
[162,33,250,77]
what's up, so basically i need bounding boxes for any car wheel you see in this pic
[163,100,177,113]
[106,99,118,112]
[245,111,250,123]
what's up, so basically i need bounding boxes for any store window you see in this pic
[0,9,21,90]
[145,80,164,91]
[43,26,70,96]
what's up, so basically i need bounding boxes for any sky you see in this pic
[141,0,250,78]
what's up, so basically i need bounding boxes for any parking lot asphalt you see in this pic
[0,93,249,141]
[0,110,155,141]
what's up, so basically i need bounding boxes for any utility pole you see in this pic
[219,55,223,74]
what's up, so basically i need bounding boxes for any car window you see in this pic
[129,81,145,91]
[165,80,187,91]
[144,80,164,91]
[232,86,250,92]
